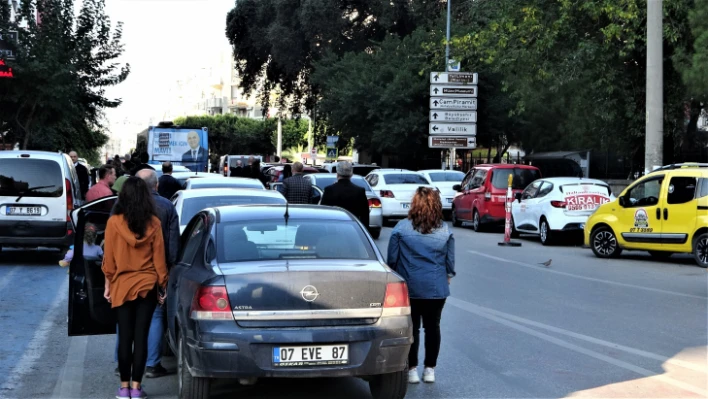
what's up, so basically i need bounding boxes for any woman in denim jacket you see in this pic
[387,186,455,384]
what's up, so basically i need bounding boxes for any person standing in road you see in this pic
[320,161,369,227]
[130,153,155,176]
[386,186,455,384]
[157,162,182,200]
[86,164,116,202]
[281,162,313,204]
[102,177,168,399]
[69,151,90,199]
[230,159,244,177]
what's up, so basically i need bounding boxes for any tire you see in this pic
[590,226,622,259]
[648,251,673,260]
[369,369,408,399]
[510,216,519,239]
[472,210,483,232]
[370,229,381,240]
[692,233,708,268]
[451,207,462,227]
[539,218,553,246]
[178,334,210,399]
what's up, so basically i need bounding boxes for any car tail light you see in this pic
[380,190,395,198]
[368,198,382,208]
[551,200,567,209]
[484,191,491,201]
[65,179,73,221]
[223,165,228,176]
[382,282,411,317]
[190,286,234,320]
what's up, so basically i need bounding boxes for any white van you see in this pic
[0,151,82,250]
[218,154,263,177]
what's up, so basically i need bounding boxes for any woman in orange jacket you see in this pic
[102,176,168,399]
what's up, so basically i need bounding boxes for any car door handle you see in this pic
[663,208,668,220]
[656,208,661,220]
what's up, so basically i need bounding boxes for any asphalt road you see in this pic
[0,224,706,399]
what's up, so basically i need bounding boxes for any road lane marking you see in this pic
[447,297,708,397]
[50,336,88,399]
[1,278,68,394]
[468,250,706,300]
[0,267,20,293]
[448,297,707,373]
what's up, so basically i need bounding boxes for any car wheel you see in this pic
[369,369,408,399]
[539,218,553,246]
[370,229,381,240]
[178,333,210,399]
[451,207,462,227]
[590,226,622,259]
[510,216,519,239]
[648,251,673,260]
[472,210,482,232]
[692,233,708,268]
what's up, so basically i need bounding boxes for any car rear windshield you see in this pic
[0,159,63,198]
[491,168,541,190]
[217,219,377,262]
[560,183,611,196]
[383,174,429,185]
[181,196,285,224]
[312,176,372,192]
[191,181,263,189]
[427,171,465,182]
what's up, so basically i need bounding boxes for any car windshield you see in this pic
[181,196,285,224]
[0,159,63,198]
[382,174,429,185]
[217,219,376,262]
[312,176,372,192]
[190,181,262,189]
[491,168,541,190]
[426,171,465,182]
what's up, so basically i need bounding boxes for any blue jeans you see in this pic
[115,304,164,367]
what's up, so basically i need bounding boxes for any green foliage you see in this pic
[0,0,129,155]
[675,0,708,96]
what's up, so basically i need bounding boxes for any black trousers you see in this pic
[116,288,157,383]
[408,298,446,368]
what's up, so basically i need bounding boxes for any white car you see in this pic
[184,176,265,190]
[171,188,286,234]
[364,169,436,223]
[511,177,615,245]
[171,171,217,189]
[418,169,465,214]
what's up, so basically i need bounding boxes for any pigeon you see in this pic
[539,259,552,267]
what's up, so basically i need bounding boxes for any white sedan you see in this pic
[171,188,286,234]
[364,169,436,223]
[418,169,465,214]
[184,176,265,190]
[511,177,615,245]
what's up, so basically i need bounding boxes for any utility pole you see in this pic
[645,0,663,174]
[444,0,452,169]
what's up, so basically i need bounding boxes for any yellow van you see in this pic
[584,163,708,267]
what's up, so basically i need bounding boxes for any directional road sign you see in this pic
[430,97,477,111]
[326,136,339,147]
[430,72,478,85]
[429,110,477,123]
[429,123,476,136]
[428,136,476,149]
[430,85,477,98]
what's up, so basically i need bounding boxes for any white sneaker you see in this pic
[423,367,435,383]
[408,368,420,384]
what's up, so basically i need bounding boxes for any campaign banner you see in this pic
[147,127,209,172]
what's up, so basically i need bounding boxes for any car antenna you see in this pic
[284,201,290,226]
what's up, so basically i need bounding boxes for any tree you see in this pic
[225,0,445,114]
[0,0,129,159]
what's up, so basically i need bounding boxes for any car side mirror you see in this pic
[453,184,461,192]
[515,192,523,202]
[618,196,626,207]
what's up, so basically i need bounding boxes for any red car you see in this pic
[451,164,541,231]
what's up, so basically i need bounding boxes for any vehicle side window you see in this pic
[667,176,697,205]
[179,217,206,265]
[698,178,708,198]
[625,177,663,207]
[522,181,542,199]
[367,175,379,187]
[460,171,473,189]
[537,182,554,198]
[468,170,487,189]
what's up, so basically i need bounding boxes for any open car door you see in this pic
[68,195,118,336]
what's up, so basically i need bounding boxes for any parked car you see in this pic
[304,173,383,239]
[0,150,83,251]
[183,176,264,190]
[451,164,541,231]
[585,163,708,267]
[511,177,614,245]
[171,188,286,234]
[169,205,412,399]
[171,171,214,189]
[364,169,435,224]
[418,170,466,217]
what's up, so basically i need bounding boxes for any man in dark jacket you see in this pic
[282,162,314,204]
[158,161,182,199]
[69,151,90,199]
[321,161,369,228]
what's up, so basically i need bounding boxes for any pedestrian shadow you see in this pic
[209,376,371,398]
[0,247,63,265]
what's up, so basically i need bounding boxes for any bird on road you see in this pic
[539,259,552,267]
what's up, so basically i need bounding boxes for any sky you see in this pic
[101,0,235,128]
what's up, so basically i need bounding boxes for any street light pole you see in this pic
[444,0,452,169]
[645,0,663,175]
